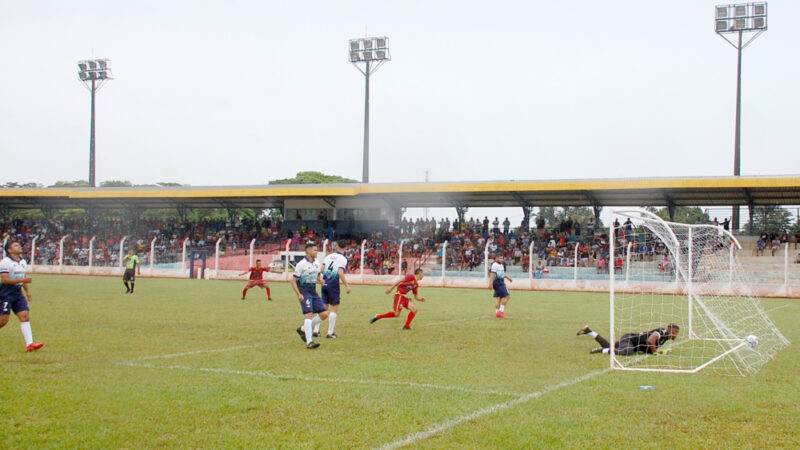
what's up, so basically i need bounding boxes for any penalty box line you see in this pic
[376,368,611,450]
[122,341,285,362]
[117,332,517,397]
[122,315,489,362]
[117,360,517,397]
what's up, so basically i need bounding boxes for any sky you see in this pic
[1,1,798,223]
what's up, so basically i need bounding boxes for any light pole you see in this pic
[349,36,390,183]
[77,59,113,187]
[715,2,767,232]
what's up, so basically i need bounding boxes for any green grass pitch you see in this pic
[1,275,798,448]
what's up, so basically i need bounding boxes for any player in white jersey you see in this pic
[489,254,512,318]
[290,243,328,349]
[313,239,351,339]
[0,241,44,352]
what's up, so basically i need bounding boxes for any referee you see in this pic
[122,248,141,294]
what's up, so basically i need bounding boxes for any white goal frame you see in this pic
[608,208,789,375]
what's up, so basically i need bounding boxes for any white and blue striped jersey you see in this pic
[321,252,348,287]
[293,257,321,296]
[0,256,27,297]
[490,261,506,281]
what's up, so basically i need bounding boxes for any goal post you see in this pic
[609,208,790,375]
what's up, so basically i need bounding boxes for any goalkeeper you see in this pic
[577,324,679,355]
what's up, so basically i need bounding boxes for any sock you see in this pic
[404,311,416,328]
[312,314,322,334]
[588,331,598,338]
[376,311,396,320]
[303,319,313,344]
[124,282,129,291]
[266,286,272,299]
[499,305,505,312]
[328,312,337,335]
[242,289,247,299]
[130,282,135,293]
[20,321,33,346]
[602,348,610,354]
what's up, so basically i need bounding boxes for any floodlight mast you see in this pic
[349,37,390,183]
[77,59,113,187]
[715,3,767,232]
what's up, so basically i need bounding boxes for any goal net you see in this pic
[609,208,789,375]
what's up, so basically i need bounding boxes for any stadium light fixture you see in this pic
[714,3,766,232]
[77,58,113,188]
[349,36,391,183]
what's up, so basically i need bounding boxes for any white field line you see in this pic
[124,316,488,361]
[421,315,492,327]
[116,360,516,396]
[376,368,610,450]
[764,303,794,314]
[124,341,284,362]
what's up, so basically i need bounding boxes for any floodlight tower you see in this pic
[349,36,390,183]
[715,3,767,232]
[77,59,113,188]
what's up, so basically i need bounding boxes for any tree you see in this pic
[535,206,599,230]
[100,180,133,187]
[654,206,708,224]
[134,182,185,187]
[561,206,595,228]
[536,207,558,228]
[2,182,43,188]
[49,180,90,188]
[269,171,358,185]
[751,206,792,234]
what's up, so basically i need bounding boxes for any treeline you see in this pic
[2,180,184,188]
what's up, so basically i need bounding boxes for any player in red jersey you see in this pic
[369,268,426,329]
[239,259,272,301]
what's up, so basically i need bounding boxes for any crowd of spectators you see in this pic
[2,213,791,276]
[0,216,282,266]
[755,230,796,257]
[1,215,601,272]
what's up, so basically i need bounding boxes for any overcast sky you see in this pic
[1,1,797,221]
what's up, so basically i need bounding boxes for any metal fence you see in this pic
[5,233,799,290]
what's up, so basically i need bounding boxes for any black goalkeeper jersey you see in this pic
[626,328,670,354]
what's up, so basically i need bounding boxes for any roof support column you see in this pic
[667,203,676,222]
[522,206,532,232]
[592,205,602,233]
[455,206,468,232]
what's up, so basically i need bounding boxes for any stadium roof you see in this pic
[1,175,799,211]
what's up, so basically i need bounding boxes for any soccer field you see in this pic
[1,275,798,448]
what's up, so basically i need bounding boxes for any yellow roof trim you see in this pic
[1,176,798,200]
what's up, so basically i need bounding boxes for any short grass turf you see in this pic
[1,274,798,448]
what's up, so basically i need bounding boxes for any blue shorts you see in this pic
[300,292,326,315]
[0,289,29,315]
[492,279,510,298]
[321,284,340,306]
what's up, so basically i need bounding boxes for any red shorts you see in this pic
[393,294,410,310]
[246,280,267,289]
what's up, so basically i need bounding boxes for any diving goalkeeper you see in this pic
[577,324,679,355]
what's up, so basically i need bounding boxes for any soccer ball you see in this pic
[746,335,758,348]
